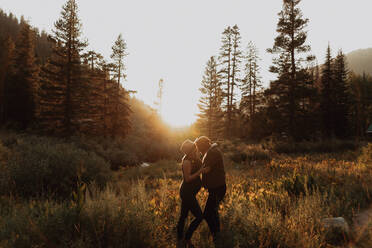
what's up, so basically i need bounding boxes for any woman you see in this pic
[177,139,206,248]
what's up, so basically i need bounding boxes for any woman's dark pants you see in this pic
[177,194,203,240]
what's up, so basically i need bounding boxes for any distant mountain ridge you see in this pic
[346,48,372,76]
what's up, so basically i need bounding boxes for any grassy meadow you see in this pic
[1,131,372,247]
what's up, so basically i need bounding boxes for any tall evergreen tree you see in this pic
[110,34,131,137]
[37,0,87,134]
[241,41,261,120]
[230,25,242,115]
[219,26,232,133]
[218,25,242,136]
[111,34,128,85]
[240,41,263,139]
[320,44,334,139]
[197,56,224,140]
[333,49,350,138]
[267,0,313,139]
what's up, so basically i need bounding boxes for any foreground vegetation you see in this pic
[1,131,372,247]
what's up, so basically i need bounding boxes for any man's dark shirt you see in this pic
[201,144,226,189]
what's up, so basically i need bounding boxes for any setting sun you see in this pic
[160,88,199,128]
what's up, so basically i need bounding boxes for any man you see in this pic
[194,136,226,244]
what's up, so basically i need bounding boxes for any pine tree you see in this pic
[241,41,261,120]
[218,25,242,136]
[7,21,39,127]
[240,41,263,139]
[219,26,232,124]
[333,49,350,138]
[320,44,334,139]
[267,0,313,139]
[110,34,130,137]
[230,25,242,115]
[37,0,87,135]
[197,56,224,140]
[111,34,128,85]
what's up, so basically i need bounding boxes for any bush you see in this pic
[228,144,271,164]
[2,135,111,199]
[71,134,179,169]
[244,146,271,163]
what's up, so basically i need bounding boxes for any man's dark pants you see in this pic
[203,184,226,237]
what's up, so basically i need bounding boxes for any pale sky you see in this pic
[1,0,372,126]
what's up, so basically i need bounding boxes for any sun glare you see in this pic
[160,104,197,128]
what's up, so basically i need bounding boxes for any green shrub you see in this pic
[4,136,111,199]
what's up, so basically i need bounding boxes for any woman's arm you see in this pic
[182,160,206,183]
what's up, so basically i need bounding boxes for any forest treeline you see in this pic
[0,1,131,137]
[1,0,372,145]
[197,0,372,142]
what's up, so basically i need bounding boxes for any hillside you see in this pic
[346,48,372,76]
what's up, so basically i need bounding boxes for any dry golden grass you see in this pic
[1,141,372,247]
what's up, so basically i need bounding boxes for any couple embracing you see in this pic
[177,136,226,248]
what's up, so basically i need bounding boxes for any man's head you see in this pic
[194,136,211,155]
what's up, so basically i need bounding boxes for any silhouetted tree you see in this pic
[219,25,242,136]
[267,0,313,139]
[110,34,131,137]
[241,41,261,120]
[333,49,350,138]
[320,45,334,139]
[197,56,224,140]
[37,0,88,135]
[240,41,263,139]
